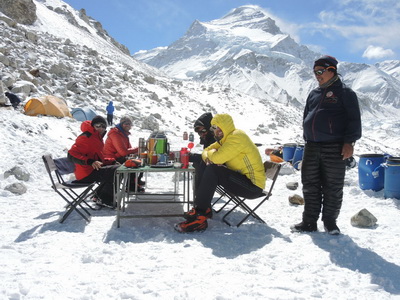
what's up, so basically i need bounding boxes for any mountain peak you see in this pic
[216,5,282,35]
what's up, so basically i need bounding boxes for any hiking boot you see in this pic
[290,221,317,233]
[324,221,340,235]
[183,207,213,220]
[95,198,115,209]
[174,215,208,233]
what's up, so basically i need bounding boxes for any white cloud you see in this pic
[310,0,400,59]
[362,45,395,60]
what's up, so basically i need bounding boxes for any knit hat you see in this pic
[314,55,338,69]
[91,115,107,127]
[194,112,213,129]
[120,115,132,125]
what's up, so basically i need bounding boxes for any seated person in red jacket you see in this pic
[104,116,138,163]
[104,115,144,188]
[68,116,118,206]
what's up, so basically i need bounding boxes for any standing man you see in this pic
[106,101,115,126]
[291,55,362,235]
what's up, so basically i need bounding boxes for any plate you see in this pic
[150,164,173,168]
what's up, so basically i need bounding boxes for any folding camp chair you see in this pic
[214,161,281,227]
[42,154,98,223]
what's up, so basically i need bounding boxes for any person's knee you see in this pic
[204,164,220,174]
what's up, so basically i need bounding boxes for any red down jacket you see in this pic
[103,126,137,160]
[68,121,115,180]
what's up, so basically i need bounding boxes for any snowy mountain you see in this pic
[134,5,400,115]
[0,0,308,145]
[0,0,398,153]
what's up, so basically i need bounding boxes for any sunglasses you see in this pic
[195,128,207,134]
[94,124,106,129]
[314,69,327,76]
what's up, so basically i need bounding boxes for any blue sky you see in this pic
[63,0,400,64]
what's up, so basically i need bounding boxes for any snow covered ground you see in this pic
[0,109,399,300]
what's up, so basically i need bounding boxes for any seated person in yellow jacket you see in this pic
[175,113,266,233]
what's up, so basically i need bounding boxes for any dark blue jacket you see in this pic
[303,78,362,143]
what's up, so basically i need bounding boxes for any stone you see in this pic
[286,181,298,190]
[0,0,37,25]
[0,81,5,105]
[5,182,27,195]
[351,208,378,227]
[279,162,296,175]
[4,166,30,181]
[289,194,304,205]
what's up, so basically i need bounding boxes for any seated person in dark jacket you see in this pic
[190,112,216,189]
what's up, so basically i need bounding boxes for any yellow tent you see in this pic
[24,95,72,118]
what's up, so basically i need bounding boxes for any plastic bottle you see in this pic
[183,131,188,140]
[180,147,189,168]
[189,132,194,142]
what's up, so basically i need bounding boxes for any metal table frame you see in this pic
[114,165,195,227]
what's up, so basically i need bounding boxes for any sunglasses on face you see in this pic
[314,69,327,76]
[94,124,106,129]
[195,127,207,134]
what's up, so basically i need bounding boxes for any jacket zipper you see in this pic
[311,88,326,141]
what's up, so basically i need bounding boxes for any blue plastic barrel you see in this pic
[358,154,385,191]
[384,157,400,199]
[283,143,297,162]
[292,145,304,170]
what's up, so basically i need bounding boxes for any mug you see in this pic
[149,151,158,165]
[158,153,168,165]
[173,151,180,162]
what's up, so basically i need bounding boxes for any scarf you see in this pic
[319,75,339,89]
[116,124,129,138]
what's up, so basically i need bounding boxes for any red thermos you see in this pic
[180,147,189,169]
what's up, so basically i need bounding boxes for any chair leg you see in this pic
[212,187,233,213]
[57,187,93,223]
[222,196,266,227]
[235,200,266,227]
[63,189,92,215]
[60,200,90,223]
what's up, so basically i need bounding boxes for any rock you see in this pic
[351,208,377,227]
[0,81,6,105]
[141,115,159,132]
[289,194,304,205]
[4,166,30,181]
[5,182,27,195]
[279,162,296,175]
[0,0,37,25]
[286,182,298,190]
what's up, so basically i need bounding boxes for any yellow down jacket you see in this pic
[202,114,266,190]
